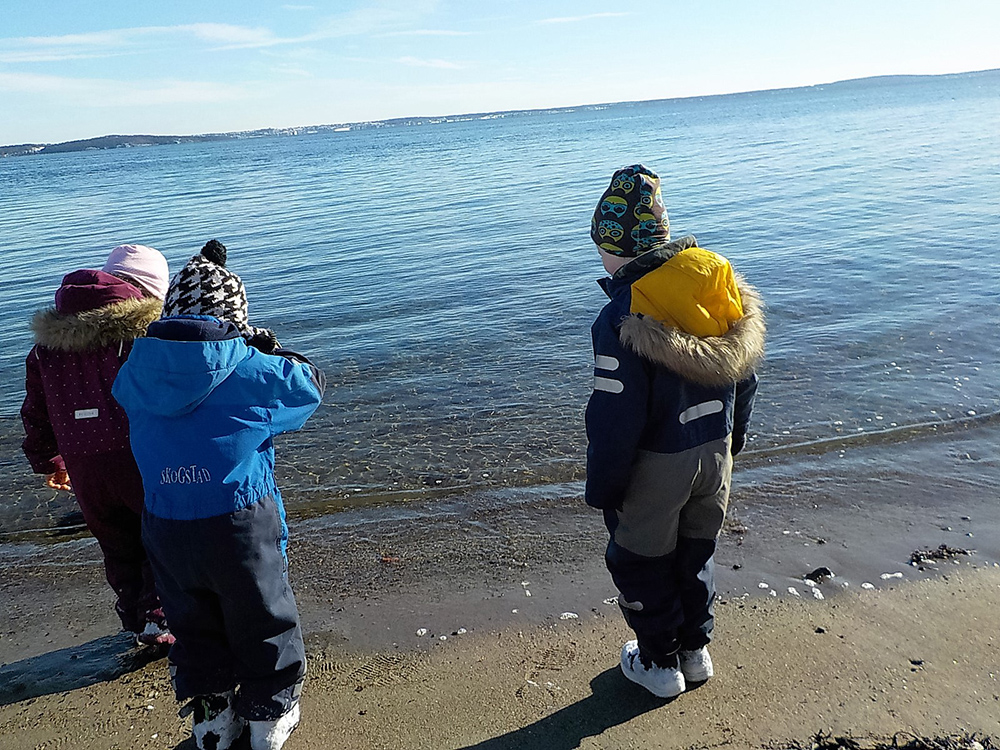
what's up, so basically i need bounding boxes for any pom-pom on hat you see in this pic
[102,244,170,300]
[200,239,227,267]
[590,164,670,257]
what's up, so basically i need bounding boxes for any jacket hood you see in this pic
[115,329,248,417]
[602,237,766,386]
[54,269,144,314]
[31,296,163,351]
[619,274,765,386]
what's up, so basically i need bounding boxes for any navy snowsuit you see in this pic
[112,315,325,720]
[586,238,765,666]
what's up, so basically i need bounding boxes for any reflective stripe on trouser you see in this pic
[603,438,732,662]
[142,494,306,721]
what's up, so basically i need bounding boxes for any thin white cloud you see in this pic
[381,29,474,37]
[0,24,284,59]
[0,70,248,106]
[0,49,120,63]
[282,4,315,10]
[305,0,444,41]
[273,64,314,78]
[11,30,126,47]
[537,12,629,24]
[0,1,448,62]
[397,56,463,70]
[181,23,279,46]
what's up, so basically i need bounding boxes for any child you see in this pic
[113,241,324,750]
[20,244,173,646]
[585,165,765,698]
[163,239,281,352]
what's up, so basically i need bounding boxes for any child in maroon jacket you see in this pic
[20,244,173,645]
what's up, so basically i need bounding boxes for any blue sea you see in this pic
[2,70,999,535]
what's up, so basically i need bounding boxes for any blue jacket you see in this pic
[585,238,766,510]
[112,316,325,542]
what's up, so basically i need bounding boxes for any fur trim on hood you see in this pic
[31,297,163,351]
[619,275,765,387]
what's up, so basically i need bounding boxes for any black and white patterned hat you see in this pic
[162,253,252,333]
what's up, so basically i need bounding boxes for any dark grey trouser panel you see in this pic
[611,438,732,558]
[142,495,306,721]
[603,438,732,663]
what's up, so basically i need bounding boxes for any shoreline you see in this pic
[2,407,998,544]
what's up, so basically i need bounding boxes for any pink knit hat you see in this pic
[102,244,170,300]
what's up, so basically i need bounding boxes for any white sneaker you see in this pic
[679,646,714,682]
[179,691,245,750]
[249,701,301,750]
[619,640,685,698]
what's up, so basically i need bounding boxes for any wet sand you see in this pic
[1,424,998,748]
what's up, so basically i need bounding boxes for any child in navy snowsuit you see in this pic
[585,165,765,698]
[20,244,173,645]
[113,241,324,750]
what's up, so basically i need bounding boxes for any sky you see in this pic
[2,0,999,145]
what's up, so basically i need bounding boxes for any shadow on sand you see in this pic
[0,631,165,706]
[457,667,701,750]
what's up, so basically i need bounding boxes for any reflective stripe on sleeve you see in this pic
[595,355,619,371]
[594,376,624,394]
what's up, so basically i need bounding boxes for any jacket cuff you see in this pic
[32,454,65,475]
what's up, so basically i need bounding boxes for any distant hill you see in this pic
[0,124,376,158]
[3,133,233,157]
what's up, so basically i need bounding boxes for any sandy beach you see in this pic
[2,423,999,749]
[1,568,997,749]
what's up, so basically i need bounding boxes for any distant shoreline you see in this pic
[3,67,997,159]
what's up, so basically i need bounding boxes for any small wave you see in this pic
[743,409,1000,461]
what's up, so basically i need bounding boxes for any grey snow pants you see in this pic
[603,438,732,666]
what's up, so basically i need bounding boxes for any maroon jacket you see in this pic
[21,270,163,474]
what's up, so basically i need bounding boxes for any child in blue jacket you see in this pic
[113,244,324,750]
[586,165,765,699]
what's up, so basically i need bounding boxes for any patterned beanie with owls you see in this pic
[590,164,670,257]
[162,247,252,333]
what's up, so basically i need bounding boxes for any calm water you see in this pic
[2,70,999,533]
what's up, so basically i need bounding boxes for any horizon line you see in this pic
[4,66,997,150]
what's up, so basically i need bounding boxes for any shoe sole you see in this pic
[681,668,711,683]
[619,662,685,698]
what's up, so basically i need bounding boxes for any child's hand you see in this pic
[46,469,72,492]
[246,328,280,354]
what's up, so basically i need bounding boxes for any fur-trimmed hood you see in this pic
[31,296,163,351]
[603,236,766,387]
[619,275,765,386]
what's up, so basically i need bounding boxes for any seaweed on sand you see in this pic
[774,731,995,750]
[909,544,970,565]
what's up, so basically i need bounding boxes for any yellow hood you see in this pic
[629,246,744,337]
